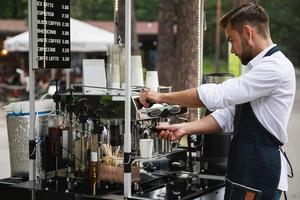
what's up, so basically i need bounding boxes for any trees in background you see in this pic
[203,0,232,65]
[156,0,176,87]
[117,0,139,55]
[155,0,200,91]
[260,0,300,66]
[71,0,114,20]
[0,1,299,66]
[0,0,27,19]
[215,0,222,71]
[175,0,201,121]
[174,0,199,92]
[135,0,159,21]
[203,0,300,67]
[71,0,159,22]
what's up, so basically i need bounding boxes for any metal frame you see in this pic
[26,0,205,198]
[28,0,38,182]
[196,0,205,173]
[124,0,132,197]
[28,0,38,200]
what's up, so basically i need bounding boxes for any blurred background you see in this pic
[0,0,299,199]
[0,0,299,102]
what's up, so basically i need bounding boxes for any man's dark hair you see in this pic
[220,3,270,38]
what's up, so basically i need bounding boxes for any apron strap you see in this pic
[278,147,294,200]
[279,148,294,178]
[264,45,292,200]
[284,191,287,200]
[263,45,280,57]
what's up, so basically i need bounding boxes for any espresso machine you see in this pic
[131,96,188,157]
[0,87,226,200]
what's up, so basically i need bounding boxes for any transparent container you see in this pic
[106,44,121,89]
[4,99,54,178]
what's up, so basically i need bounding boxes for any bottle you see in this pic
[90,133,98,195]
[90,151,98,195]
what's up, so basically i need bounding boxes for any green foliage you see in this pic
[0,0,27,19]
[260,0,300,66]
[70,0,159,21]
[0,0,299,66]
[71,0,114,20]
[203,0,233,59]
[204,0,300,66]
[135,0,159,21]
[203,57,228,74]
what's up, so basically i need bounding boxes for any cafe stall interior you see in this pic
[0,0,233,199]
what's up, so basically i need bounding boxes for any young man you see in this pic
[139,3,295,200]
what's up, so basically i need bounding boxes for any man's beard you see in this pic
[240,37,254,65]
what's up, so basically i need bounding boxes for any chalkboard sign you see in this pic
[36,0,70,69]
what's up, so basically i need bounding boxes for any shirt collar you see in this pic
[247,44,276,70]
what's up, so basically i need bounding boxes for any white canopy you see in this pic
[4,18,114,52]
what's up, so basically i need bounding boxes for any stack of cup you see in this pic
[131,55,144,87]
[145,71,159,92]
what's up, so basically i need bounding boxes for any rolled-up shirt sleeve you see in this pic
[197,59,283,111]
[211,106,235,133]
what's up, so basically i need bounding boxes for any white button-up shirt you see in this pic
[197,44,296,191]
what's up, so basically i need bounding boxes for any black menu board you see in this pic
[36,0,70,69]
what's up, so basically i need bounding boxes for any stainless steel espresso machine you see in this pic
[1,86,226,200]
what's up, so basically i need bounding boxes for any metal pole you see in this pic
[196,0,205,174]
[28,0,38,199]
[197,0,205,119]
[28,0,37,181]
[114,0,119,44]
[124,0,131,198]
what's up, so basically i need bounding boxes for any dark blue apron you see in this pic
[224,46,283,200]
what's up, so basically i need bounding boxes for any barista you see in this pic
[139,3,295,200]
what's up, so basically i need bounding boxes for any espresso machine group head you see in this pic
[131,96,187,121]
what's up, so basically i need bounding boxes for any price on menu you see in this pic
[36,0,70,69]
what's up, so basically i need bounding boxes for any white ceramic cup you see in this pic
[145,71,159,92]
[139,139,153,158]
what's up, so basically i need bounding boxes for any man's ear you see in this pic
[243,25,253,40]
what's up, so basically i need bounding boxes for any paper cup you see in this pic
[139,139,153,158]
[145,71,159,92]
[131,55,144,87]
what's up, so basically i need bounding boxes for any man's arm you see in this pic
[183,114,223,134]
[140,88,204,108]
[156,115,222,141]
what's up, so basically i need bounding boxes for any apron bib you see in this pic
[225,46,282,200]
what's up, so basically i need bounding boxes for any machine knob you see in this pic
[143,162,156,172]
[148,107,163,117]
[171,161,185,170]
[171,190,181,199]
[168,105,180,114]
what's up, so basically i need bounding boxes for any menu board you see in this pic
[36,0,70,69]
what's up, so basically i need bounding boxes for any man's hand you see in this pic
[155,123,187,141]
[139,89,163,108]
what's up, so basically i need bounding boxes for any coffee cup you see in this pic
[139,139,153,158]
